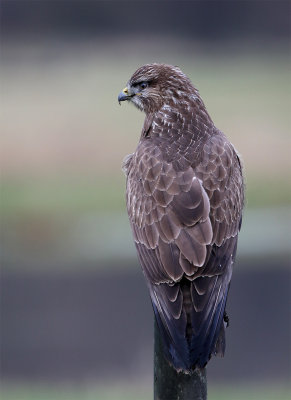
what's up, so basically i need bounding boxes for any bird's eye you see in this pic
[140,82,148,90]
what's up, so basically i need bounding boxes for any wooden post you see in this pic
[154,319,207,400]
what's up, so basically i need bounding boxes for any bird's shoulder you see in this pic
[126,127,243,187]
[125,128,243,246]
[194,130,244,245]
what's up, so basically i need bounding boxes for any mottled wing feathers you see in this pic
[136,236,237,368]
[125,127,243,370]
[127,142,213,280]
[196,133,244,246]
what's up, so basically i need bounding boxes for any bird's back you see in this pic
[125,125,243,370]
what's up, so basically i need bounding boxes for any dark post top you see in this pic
[154,319,207,400]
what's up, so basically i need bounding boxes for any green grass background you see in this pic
[1,383,290,400]
[1,40,290,398]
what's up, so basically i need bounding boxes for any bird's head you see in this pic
[118,63,196,114]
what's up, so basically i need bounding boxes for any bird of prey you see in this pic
[118,63,244,372]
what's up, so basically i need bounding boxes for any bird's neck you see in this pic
[142,95,214,141]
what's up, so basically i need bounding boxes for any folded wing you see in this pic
[126,133,243,370]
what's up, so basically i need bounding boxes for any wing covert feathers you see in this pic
[125,106,244,371]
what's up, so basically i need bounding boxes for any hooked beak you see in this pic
[118,87,133,104]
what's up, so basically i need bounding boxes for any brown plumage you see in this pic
[118,63,244,371]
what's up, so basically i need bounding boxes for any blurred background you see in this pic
[1,1,290,399]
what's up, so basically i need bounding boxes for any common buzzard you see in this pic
[118,63,244,372]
